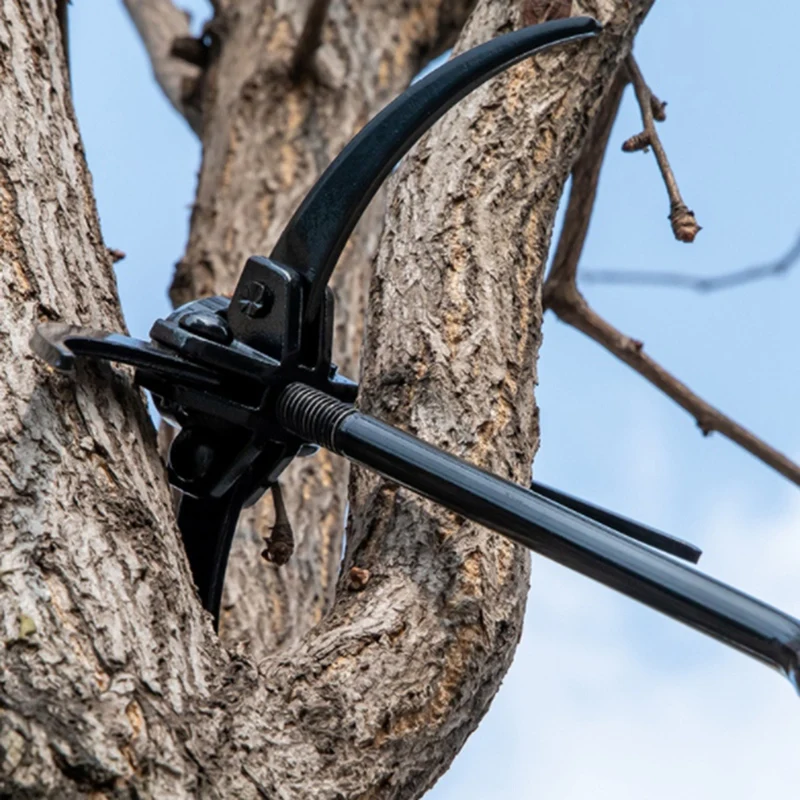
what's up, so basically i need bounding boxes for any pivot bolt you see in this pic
[237,281,274,318]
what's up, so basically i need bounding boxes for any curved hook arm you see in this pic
[269,16,601,324]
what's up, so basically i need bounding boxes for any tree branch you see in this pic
[581,231,800,290]
[2,0,659,795]
[544,68,800,488]
[291,0,332,80]
[215,3,659,795]
[1,4,221,793]
[624,55,700,242]
[122,0,203,134]
[547,284,800,485]
[546,65,629,291]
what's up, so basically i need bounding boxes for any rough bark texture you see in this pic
[0,2,224,795]
[1,0,652,796]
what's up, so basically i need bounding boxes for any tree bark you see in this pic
[0,2,223,795]
[1,0,652,796]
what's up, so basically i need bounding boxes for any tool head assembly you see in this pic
[30,17,800,693]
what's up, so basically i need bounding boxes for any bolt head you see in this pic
[237,281,274,318]
[179,311,233,344]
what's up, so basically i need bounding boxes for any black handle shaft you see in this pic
[276,384,800,690]
[529,480,702,563]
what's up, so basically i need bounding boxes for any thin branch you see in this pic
[581,231,800,291]
[547,284,800,486]
[545,67,629,291]
[122,0,203,134]
[291,0,332,80]
[543,70,800,488]
[624,55,700,243]
[261,482,294,566]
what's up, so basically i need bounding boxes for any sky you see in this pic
[69,3,800,798]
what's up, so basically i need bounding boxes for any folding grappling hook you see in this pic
[31,18,800,691]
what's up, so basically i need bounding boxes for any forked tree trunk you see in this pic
[0,0,652,796]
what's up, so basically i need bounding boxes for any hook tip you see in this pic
[569,16,602,35]
[30,323,77,372]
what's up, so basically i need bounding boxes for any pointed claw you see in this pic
[269,17,601,323]
[30,322,83,371]
[177,484,251,629]
[31,323,221,387]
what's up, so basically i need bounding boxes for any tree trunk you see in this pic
[0,0,652,797]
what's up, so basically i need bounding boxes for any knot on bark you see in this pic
[170,18,228,126]
[348,566,371,591]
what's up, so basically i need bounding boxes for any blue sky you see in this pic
[70,3,800,797]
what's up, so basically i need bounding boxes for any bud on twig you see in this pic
[622,131,651,152]
[670,203,701,243]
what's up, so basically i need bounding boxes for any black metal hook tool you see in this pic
[31,17,800,691]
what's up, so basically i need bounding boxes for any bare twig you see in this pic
[625,55,700,243]
[291,0,332,80]
[547,284,800,485]
[122,0,202,134]
[582,231,800,291]
[261,482,295,566]
[543,70,800,488]
[546,68,629,293]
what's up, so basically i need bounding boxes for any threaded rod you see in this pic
[276,383,354,452]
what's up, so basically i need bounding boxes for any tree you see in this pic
[3,0,797,797]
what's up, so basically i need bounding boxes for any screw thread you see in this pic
[276,383,354,453]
